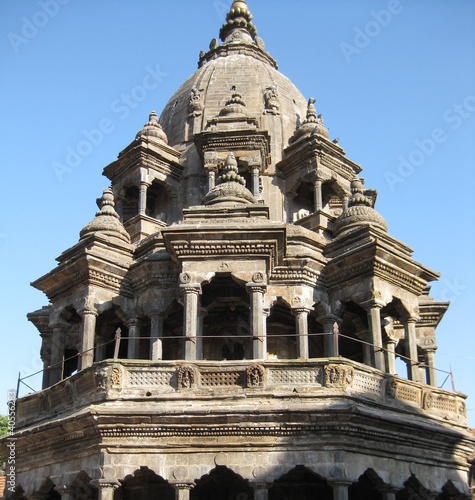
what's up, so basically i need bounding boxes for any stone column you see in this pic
[329,480,352,500]
[55,487,75,500]
[253,482,270,500]
[49,325,65,385]
[180,276,201,361]
[173,483,192,500]
[252,166,260,198]
[78,308,97,370]
[362,301,385,371]
[424,349,437,387]
[342,193,350,213]
[314,178,323,211]
[115,197,124,220]
[208,169,216,192]
[150,312,164,360]
[386,339,397,376]
[246,275,267,360]
[321,315,339,357]
[126,318,141,359]
[380,487,398,500]
[138,180,149,216]
[91,480,120,500]
[293,308,310,359]
[95,335,107,362]
[404,317,419,382]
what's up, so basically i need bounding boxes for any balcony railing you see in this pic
[15,358,468,430]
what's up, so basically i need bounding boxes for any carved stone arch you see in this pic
[70,471,98,500]
[269,465,332,500]
[118,466,175,499]
[9,485,27,499]
[34,478,61,499]
[191,465,254,500]
[436,480,468,500]
[396,475,433,500]
[348,468,385,500]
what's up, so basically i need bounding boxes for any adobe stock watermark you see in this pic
[439,277,468,303]
[385,95,475,191]
[213,0,232,21]
[340,0,408,63]
[51,64,168,182]
[5,390,16,494]
[7,0,71,54]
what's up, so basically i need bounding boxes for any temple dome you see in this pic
[79,188,131,244]
[333,179,388,236]
[158,2,308,159]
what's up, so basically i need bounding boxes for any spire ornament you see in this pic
[204,153,256,206]
[79,188,131,244]
[136,111,168,143]
[219,0,257,44]
[332,178,388,236]
[290,97,329,143]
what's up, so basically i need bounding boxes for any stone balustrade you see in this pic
[15,358,467,429]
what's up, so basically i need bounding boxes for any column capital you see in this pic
[360,298,385,311]
[180,284,201,296]
[318,313,340,325]
[292,307,312,316]
[90,479,121,489]
[77,307,98,317]
[125,317,142,328]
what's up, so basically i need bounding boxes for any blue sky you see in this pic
[1,0,474,426]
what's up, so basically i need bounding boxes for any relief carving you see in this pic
[178,366,196,390]
[111,366,122,388]
[324,364,354,388]
[247,364,265,387]
[263,84,280,115]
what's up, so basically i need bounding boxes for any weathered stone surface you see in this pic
[3,1,473,498]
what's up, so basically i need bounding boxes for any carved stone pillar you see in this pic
[329,480,352,500]
[91,480,120,500]
[386,339,397,376]
[252,166,260,198]
[342,194,349,213]
[55,487,74,500]
[208,169,216,192]
[95,334,107,362]
[126,318,141,359]
[362,301,385,371]
[138,180,149,215]
[314,178,323,211]
[246,274,267,360]
[180,275,201,361]
[78,308,97,370]
[150,312,164,360]
[49,324,65,385]
[379,486,398,500]
[174,483,192,500]
[253,482,271,500]
[293,308,310,359]
[404,317,419,382]
[424,348,437,387]
[321,315,339,357]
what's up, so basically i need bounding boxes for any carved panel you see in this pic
[268,368,320,385]
[324,364,354,388]
[247,364,265,387]
[111,366,123,388]
[75,372,95,395]
[129,370,174,387]
[201,371,243,387]
[395,383,420,405]
[177,366,196,389]
[353,372,384,395]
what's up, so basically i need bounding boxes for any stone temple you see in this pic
[5,1,474,498]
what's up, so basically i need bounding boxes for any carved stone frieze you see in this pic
[177,366,196,390]
[247,364,265,387]
[324,364,354,388]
